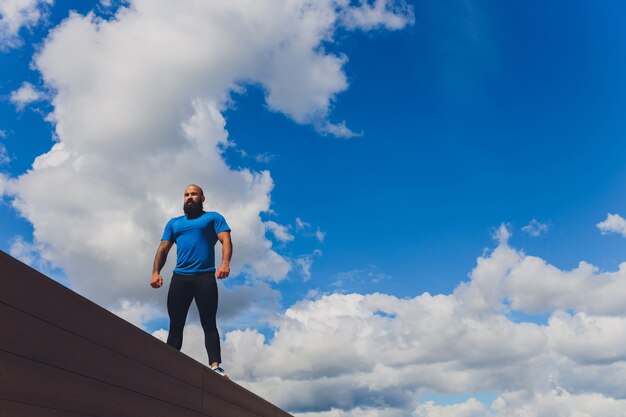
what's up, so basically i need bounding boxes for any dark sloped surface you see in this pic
[0,250,292,417]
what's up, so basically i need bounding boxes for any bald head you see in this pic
[183,184,205,217]
[185,184,204,198]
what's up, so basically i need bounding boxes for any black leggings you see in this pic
[166,272,221,364]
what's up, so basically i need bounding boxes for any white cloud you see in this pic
[294,250,322,281]
[9,234,59,275]
[10,81,44,110]
[218,290,548,412]
[491,390,626,417]
[5,0,410,330]
[414,398,486,417]
[296,217,311,231]
[315,227,326,243]
[9,234,41,266]
[316,120,362,138]
[454,225,626,316]
[233,145,277,164]
[597,213,626,237]
[0,129,12,173]
[339,0,414,31]
[0,132,11,187]
[112,299,160,328]
[492,223,511,245]
[0,0,53,50]
[522,218,548,237]
[0,143,10,165]
[265,220,295,243]
[152,228,626,416]
[0,172,8,196]
[295,216,326,242]
[294,407,406,417]
[415,389,626,417]
[295,255,315,280]
[548,311,626,365]
[255,152,277,164]
[17,2,626,416]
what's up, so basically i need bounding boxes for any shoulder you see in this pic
[168,215,186,222]
[165,215,186,227]
[202,211,230,231]
[203,211,226,220]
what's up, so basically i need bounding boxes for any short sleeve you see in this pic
[161,218,175,241]
[213,213,231,234]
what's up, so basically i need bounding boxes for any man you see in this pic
[150,184,233,377]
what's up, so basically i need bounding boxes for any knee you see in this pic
[200,320,218,332]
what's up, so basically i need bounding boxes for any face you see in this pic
[184,185,204,205]
[183,185,205,216]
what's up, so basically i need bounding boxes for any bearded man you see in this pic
[150,184,232,377]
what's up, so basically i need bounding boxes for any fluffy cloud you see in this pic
[111,299,160,329]
[454,228,626,316]
[597,213,626,237]
[13,2,626,416]
[414,398,486,417]
[548,312,626,365]
[294,408,406,417]
[254,152,277,164]
[296,217,311,230]
[5,0,411,332]
[265,220,295,243]
[294,254,315,281]
[9,234,57,273]
[316,120,363,139]
[9,81,44,110]
[491,390,626,417]
[0,129,9,165]
[339,0,413,31]
[295,216,326,242]
[521,218,548,237]
[159,227,626,416]
[9,235,45,267]
[223,291,547,412]
[0,173,7,196]
[0,0,52,50]
[415,391,626,417]
[0,143,10,165]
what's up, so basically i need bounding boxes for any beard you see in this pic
[183,200,203,218]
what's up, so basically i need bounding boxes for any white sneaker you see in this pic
[211,365,227,377]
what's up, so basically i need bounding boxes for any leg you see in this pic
[193,272,221,365]
[166,274,194,350]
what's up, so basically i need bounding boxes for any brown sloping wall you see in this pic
[0,250,293,417]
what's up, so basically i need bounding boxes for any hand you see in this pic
[216,263,230,279]
[150,273,163,288]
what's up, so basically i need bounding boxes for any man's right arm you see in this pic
[150,240,173,289]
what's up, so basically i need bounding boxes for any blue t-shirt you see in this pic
[161,211,231,275]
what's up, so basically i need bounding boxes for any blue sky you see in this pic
[223,0,626,298]
[3,1,626,416]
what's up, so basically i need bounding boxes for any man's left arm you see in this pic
[216,231,232,279]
